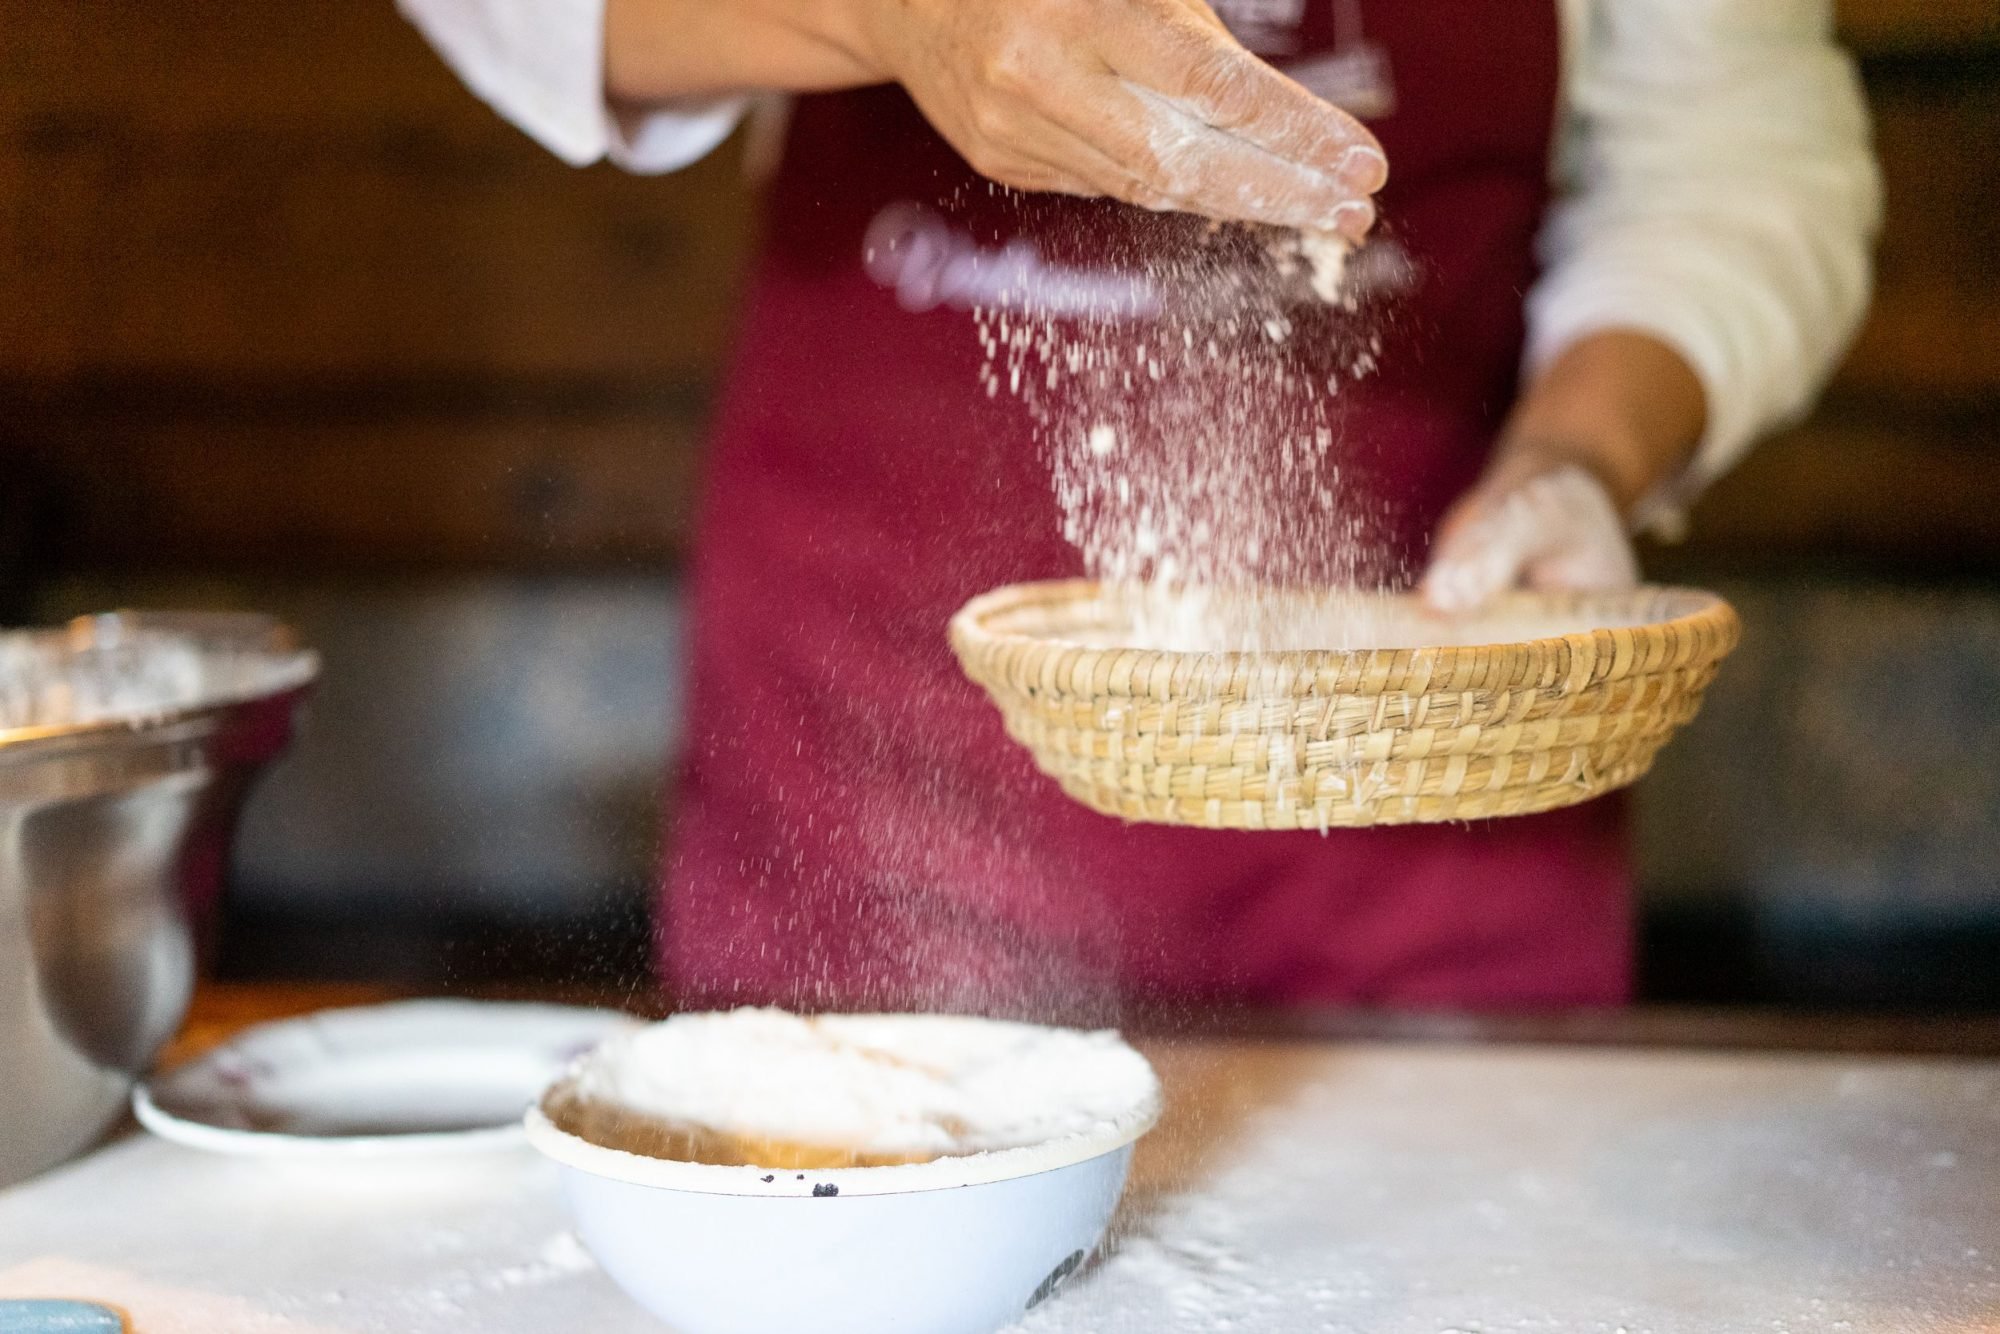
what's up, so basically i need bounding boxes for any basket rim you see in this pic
[949,579,1738,670]
[949,580,1739,827]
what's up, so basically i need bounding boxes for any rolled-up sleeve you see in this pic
[397,0,745,173]
[1529,0,1883,500]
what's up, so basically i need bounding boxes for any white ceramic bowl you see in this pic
[524,1033,1160,1334]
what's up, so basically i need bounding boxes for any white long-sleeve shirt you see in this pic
[398,0,1880,501]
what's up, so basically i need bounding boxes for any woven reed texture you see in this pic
[949,581,1741,830]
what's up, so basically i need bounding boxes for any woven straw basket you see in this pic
[949,581,1740,831]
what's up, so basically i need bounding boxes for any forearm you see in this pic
[1488,330,1706,519]
[1526,0,1877,495]
[604,0,880,102]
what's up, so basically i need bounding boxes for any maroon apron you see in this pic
[662,0,1630,1016]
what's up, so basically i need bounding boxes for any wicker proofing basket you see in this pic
[949,580,1741,831]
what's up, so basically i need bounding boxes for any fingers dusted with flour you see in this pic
[1423,466,1640,615]
[603,0,1386,233]
[868,0,1386,230]
[1101,0,1385,228]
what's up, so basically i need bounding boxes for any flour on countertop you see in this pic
[1008,1050,2000,1334]
[4,1045,1992,1334]
[486,1232,596,1289]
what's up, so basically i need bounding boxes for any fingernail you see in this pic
[1331,200,1373,243]
[1335,145,1387,195]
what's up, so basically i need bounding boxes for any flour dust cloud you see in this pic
[972,206,1405,652]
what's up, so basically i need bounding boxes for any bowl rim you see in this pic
[0,612,319,752]
[524,1099,1158,1197]
[951,579,1738,669]
[524,1010,1164,1200]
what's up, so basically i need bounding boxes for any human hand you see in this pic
[604,0,1385,235]
[1421,463,1639,615]
[1421,331,1711,614]
[849,0,1386,237]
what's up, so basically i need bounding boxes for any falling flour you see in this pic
[972,202,1396,655]
[1293,229,1353,304]
[545,1008,1160,1169]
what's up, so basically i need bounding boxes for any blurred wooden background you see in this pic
[2,0,1996,580]
[5,2,1996,1004]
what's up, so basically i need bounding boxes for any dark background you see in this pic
[3,2,1996,1007]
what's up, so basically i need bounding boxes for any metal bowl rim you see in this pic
[0,612,320,751]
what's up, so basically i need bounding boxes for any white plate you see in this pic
[134,999,638,1157]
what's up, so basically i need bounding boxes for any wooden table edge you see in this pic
[170,980,2000,1066]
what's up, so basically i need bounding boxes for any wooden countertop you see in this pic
[173,979,2000,1065]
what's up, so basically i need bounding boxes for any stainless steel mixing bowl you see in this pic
[0,612,316,1186]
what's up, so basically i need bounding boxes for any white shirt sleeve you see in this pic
[1530,0,1883,508]
[396,0,746,173]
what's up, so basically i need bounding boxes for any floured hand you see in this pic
[1420,332,1712,614]
[1422,465,1639,614]
[851,0,1386,236]
[605,0,1385,234]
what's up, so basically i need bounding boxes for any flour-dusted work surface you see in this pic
[0,1042,1994,1333]
[1054,1045,2000,1333]
[0,1145,628,1333]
